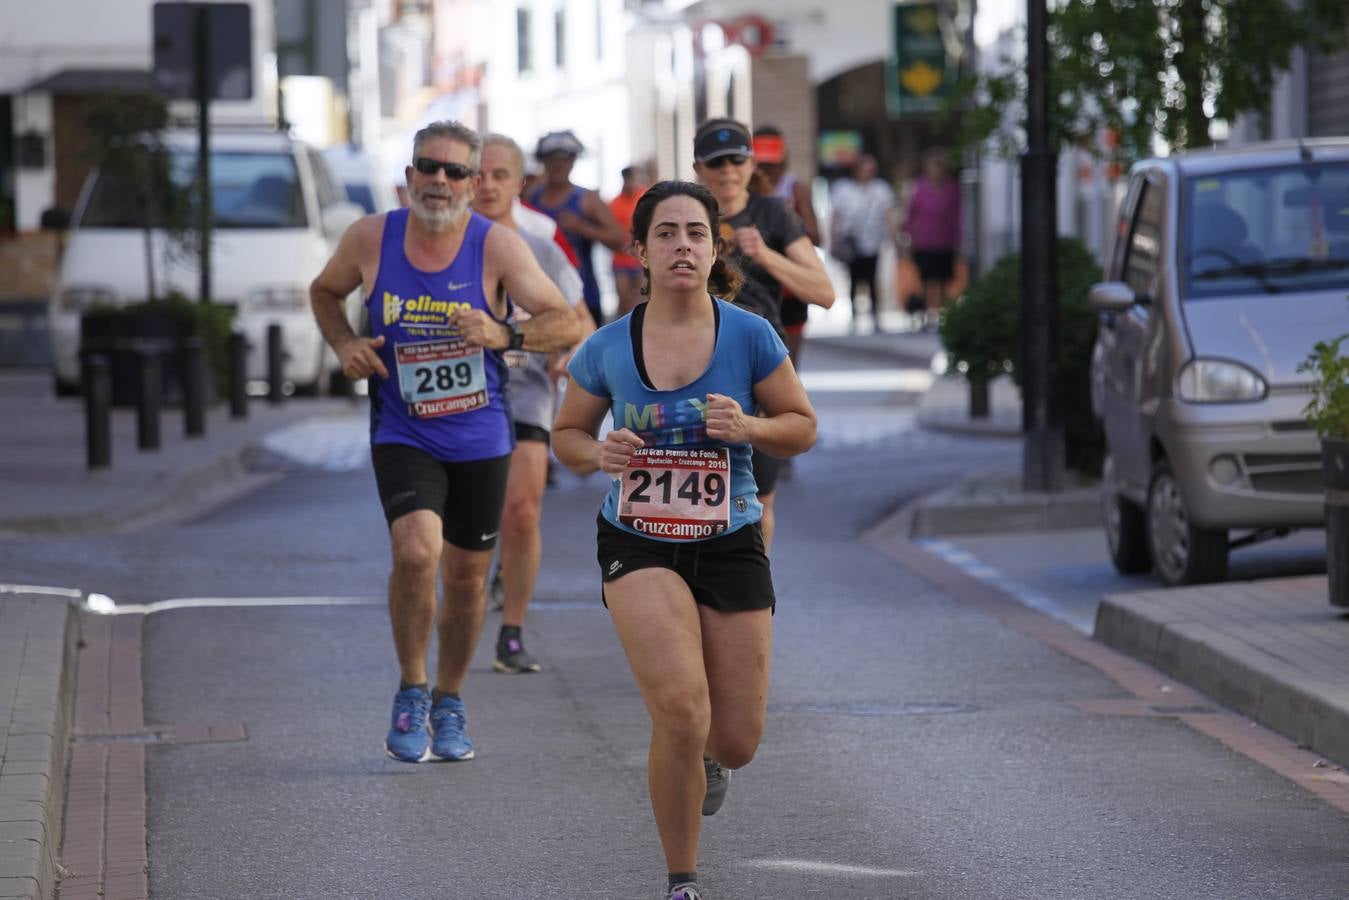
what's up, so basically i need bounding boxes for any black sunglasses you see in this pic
[703,154,749,169]
[413,157,476,180]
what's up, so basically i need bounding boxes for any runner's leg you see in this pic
[606,568,709,875]
[435,544,493,694]
[499,439,549,629]
[758,491,776,552]
[701,605,772,768]
[387,510,444,685]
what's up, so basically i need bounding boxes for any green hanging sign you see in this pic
[886,1,953,118]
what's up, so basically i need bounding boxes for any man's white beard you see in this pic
[411,188,469,232]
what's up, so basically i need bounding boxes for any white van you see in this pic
[48,127,362,394]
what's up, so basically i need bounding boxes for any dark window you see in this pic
[555,9,566,69]
[517,8,532,74]
[80,150,307,230]
[1122,180,1163,298]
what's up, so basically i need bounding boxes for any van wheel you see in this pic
[1146,460,1228,586]
[1103,454,1150,574]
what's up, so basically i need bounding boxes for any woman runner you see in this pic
[553,181,817,900]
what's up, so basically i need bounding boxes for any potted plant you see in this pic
[1299,332,1349,607]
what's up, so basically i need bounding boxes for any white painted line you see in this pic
[0,583,83,599]
[739,859,921,878]
[93,596,387,615]
[799,369,934,393]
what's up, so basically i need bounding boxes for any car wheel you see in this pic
[1103,454,1151,574]
[54,375,80,397]
[1146,459,1228,586]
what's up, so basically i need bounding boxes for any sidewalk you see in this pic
[0,371,352,899]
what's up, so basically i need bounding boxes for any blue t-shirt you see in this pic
[365,209,513,462]
[567,298,788,541]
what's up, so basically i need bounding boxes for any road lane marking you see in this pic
[799,368,934,393]
[739,859,921,878]
[89,595,386,615]
[0,583,82,598]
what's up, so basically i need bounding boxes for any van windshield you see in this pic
[79,150,307,229]
[1182,161,1349,298]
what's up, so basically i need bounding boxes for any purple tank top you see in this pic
[365,208,513,461]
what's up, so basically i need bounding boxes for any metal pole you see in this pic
[1020,0,1063,492]
[228,331,249,418]
[195,3,212,304]
[266,323,285,405]
[136,345,161,451]
[83,355,112,470]
[182,337,206,437]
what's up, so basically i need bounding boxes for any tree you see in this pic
[952,0,1349,162]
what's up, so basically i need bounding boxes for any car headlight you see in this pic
[248,286,310,311]
[56,286,116,313]
[1176,359,1268,403]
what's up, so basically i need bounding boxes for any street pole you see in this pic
[1020,0,1063,492]
[194,3,212,304]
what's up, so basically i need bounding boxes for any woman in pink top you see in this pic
[903,150,961,322]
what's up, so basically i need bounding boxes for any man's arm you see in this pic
[310,216,388,379]
[464,226,580,354]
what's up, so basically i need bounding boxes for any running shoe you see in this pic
[430,694,475,760]
[666,883,704,900]
[702,757,730,816]
[384,686,432,763]
[489,570,505,611]
[494,633,542,673]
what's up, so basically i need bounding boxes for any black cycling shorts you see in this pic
[372,443,511,551]
[751,450,782,497]
[596,514,775,614]
[514,422,550,446]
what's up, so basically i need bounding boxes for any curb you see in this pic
[908,476,1101,538]
[808,335,940,369]
[1096,586,1349,768]
[0,594,80,900]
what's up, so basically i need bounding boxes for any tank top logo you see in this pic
[382,291,474,328]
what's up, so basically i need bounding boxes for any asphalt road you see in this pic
[4,341,1348,898]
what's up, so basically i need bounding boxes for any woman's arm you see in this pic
[746,235,835,308]
[703,358,817,458]
[553,382,645,475]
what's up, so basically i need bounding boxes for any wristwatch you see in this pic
[508,322,525,350]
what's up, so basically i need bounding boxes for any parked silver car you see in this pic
[1090,140,1346,586]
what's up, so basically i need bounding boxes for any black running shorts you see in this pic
[751,449,782,497]
[372,443,511,551]
[596,514,776,613]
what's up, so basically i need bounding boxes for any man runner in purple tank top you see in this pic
[310,120,580,763]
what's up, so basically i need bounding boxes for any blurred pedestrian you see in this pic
[609,164,650,317]
[308,120,580,763]
[553,180,817,900]
[902,149,962,328]
[473,133,594,673]
[752,125,821,369]
[693,117,834,550]
[829,153,895,333]
[527,130,630,325]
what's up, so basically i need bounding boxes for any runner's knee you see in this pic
[647,685,711,742]
[501,492,542,540]
[390,530,440,578]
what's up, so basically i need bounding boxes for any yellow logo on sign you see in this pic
[901,60,944,97]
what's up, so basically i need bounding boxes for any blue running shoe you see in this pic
[430,694,475,761]
[385,687,431,762]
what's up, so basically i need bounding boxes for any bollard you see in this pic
[266,323,284,405]
[136,344,161,451]
[181,337,206,437]
[1325,439,1349,608]
[82,354,112,469]
[228,331,248,419]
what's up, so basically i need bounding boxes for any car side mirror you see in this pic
[321,201,364,238]
[40,207,71,231]
[1088,281,1137,313]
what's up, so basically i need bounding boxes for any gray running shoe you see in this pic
[494,634,542,673]
[666,883,704,900]
[702,757,730,816]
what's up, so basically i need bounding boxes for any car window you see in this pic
[80,149,307,229]
[1123,179,1164,298]
[306,148,343,211]
[343,183,377,214]
[1182,161,1349,299]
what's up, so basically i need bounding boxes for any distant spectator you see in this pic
[903,150,962,326]
[830,154,895,333]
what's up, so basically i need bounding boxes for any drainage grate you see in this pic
[768,701,978,718]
